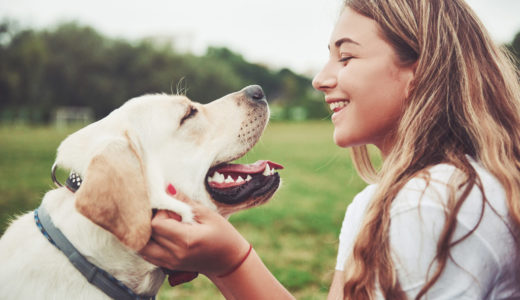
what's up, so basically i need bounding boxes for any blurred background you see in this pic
[0,0,519,124]
[0,0,519,299]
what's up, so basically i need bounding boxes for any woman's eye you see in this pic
[339,56,354,63]
[180,106,198,125]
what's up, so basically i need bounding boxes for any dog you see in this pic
[0,85,282,299]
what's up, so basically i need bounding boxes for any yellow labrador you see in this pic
[0,85,282,299]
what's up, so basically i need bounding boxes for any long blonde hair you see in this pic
[343,0,520,299]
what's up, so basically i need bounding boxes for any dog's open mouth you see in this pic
[205,160,283,205]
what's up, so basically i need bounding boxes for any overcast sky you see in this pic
[1,0,519,75]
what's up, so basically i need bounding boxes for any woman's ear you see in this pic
[404,61,418,98]
[75,131,152,252]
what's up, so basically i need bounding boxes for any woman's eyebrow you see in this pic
[328,37,361,50]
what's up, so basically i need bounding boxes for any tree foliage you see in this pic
[507,32,520,70]
[2,20,518,124]
[0,21,327,123]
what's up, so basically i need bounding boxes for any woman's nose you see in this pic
[312,65,337,91]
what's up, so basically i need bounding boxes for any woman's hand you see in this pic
[139,198,250,278]
[140,192,295,299]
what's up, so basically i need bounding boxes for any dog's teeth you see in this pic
[263,165,272,176]
[246,175,252,181]
[236,176,245,183]
[225,175,234,183]
[213,172,225,183]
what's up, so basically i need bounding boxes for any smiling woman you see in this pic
[137,0,520,299]
[312,7,415,155]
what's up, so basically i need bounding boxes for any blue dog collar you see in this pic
[34,205,155,300]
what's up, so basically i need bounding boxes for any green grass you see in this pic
[0,121,367,299]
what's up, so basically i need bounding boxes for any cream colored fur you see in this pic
[0,87,271,299]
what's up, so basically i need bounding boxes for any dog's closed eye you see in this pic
[180,106,198,125]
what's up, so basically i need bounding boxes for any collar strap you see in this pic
[34,206,155,300]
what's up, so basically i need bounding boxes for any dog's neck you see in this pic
[41,188,165,296]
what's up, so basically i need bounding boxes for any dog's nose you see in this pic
[244,85,266,101]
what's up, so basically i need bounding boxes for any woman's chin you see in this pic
[333,131,353,148]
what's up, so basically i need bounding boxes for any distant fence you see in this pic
[54,107,94,128]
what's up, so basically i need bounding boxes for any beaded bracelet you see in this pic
[218,244,253,278]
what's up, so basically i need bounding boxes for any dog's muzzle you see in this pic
[205,160,283,205]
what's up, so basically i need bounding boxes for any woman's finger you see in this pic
[139,240,177,267]
[151,233,187,255]
[170,191,215,217]
[142,233,198,271]
[151,213,195,240]
[139,239,169,258]
[154,210,182,221]
[166,186,210,221]
[151,204,218,240]
[141,255,168,269]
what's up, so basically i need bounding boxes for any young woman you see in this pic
[140,0,520,299]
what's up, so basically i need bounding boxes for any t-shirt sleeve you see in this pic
[335,185,375,271]
[390,180,501,299]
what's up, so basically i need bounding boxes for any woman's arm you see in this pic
[209,249,294,300]
[327,270,345,300]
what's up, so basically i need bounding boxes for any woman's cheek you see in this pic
[337,63,361,94]
[337,66,351,84]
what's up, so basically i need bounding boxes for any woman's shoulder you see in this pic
[389,158,517,297]
[347,184,378,213]
[354,183,378,201]
[394,157,507,213]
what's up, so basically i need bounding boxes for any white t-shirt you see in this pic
[336,159,520,299]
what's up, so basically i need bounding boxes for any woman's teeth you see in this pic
[329,101,349,112]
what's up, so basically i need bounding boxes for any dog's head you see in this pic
[54,85,282,251]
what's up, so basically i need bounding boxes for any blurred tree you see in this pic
[0,21,331,123]
[507,32,520,71]
[0,26,48,122]
[11,24,516,123]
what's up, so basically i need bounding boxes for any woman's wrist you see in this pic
[208,249,295,300]
[217,244,253,278]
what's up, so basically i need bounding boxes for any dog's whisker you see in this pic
[175,76,189,96]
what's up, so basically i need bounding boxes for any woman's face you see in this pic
[312,8,415,156]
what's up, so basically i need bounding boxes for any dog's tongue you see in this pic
[163,269,199,287]
[215,160,284,173]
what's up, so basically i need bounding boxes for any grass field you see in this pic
[0,121,368,299]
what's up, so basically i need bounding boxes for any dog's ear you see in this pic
[75,132,151,251]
